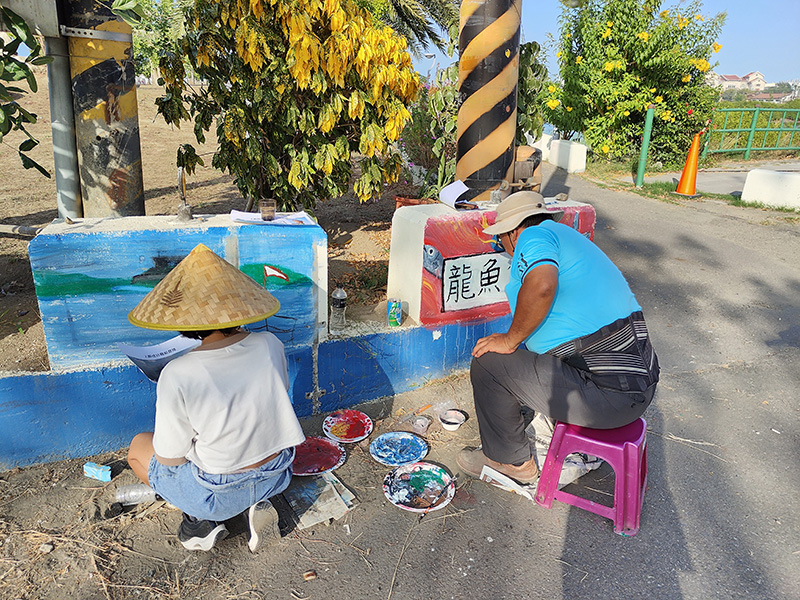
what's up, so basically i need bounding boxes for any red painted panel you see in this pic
[419,204,596,325]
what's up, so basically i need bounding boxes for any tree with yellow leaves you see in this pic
[155,0,420,210]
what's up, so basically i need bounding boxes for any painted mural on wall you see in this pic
[28,219,325,370]
[419,201,596,325]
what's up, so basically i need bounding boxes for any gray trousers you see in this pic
[471,349,655,465]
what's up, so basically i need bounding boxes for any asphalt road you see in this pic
[628,158,800,196]
[323,164,800,600]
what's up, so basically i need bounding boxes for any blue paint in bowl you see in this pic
[369,432,428,466]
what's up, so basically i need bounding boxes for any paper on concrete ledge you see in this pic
[230,210,316,225]
[117,335,200,382]
[438,180,469,209]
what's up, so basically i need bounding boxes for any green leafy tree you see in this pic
[0,7,53,177]
[763,82,792,94]
[542,0,724,164]
[516,40,548,145]
[154,0,419,211]
[123,0,187,79]
[368,0,458,54]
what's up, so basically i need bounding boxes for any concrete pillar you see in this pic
[44,35,82,219]
[456,0,521,203]
[61,0,145,217]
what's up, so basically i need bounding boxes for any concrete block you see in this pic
[387,204,453,323]
[741,168,800,210]
[530,133,552,162]
[548,139,587,173]
[28,215,327,369]
[387,201,596,327]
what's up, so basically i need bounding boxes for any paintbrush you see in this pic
[419,477,455,521]
[398,404,432,424]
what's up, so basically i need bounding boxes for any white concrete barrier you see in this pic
[548,139,587,173]
[525,132,552,162]
[741,168,800,210]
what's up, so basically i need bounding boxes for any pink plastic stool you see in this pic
[534,418,647,536]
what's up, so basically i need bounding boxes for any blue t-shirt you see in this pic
[506,220,641,353]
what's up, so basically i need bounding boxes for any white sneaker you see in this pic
[247,500,280,552]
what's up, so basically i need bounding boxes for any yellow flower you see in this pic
[548,85,556,93]
[660,10,669,18]
[712,42,722,53]
[656,95,663,103]
[649,88,656,93]
[557,51,562,58]
[604,62,614,72]
[689,58,711,72]
[623,110,630,116]
[547,98,560,110]
[602,144,610,153]
[602,28,612,39]
[695,14,704,21]
[576,56,583,64]
[677,16,688,29]
[566,106,573,112]
[606,21,613,27]
[661,110,673,121]
[637,32,650,42]
[566,32,571,39]
[682,74,692,83]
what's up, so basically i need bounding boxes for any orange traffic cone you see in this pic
[674,133,701,197]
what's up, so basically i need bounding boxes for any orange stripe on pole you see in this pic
[456,112,517,179]
[457,56,519,133]
[459,0,485,29]
[459,10,521,84]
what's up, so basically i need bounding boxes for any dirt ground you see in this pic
[0,71,417,373]
[0,372,498,600]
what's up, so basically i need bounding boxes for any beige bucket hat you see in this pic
[483,191,563,235]
[128,244,280,331]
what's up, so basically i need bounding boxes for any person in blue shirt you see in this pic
[457,191,659,484]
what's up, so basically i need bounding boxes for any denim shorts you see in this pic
[148,447,294,521]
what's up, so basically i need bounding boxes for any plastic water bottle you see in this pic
[330,286,347,332]
[115,484,158,506]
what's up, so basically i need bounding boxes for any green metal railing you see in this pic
[702,107,800,159]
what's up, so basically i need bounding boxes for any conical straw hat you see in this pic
[128,244,280,331]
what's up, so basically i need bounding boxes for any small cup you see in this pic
[439,409,466,431]
[411,416,431,435]
[259,199,277,221]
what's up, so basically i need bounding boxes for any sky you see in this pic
[416,0,800,84]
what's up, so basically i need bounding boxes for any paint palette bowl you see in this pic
[292,436,346,476]
[369,432,428,466]
[322,409,374,443]
[439,409,466,431]
[383,462,456,513]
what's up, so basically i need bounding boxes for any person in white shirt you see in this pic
[126,244,305,552]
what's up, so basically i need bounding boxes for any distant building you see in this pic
[747,92,793,103]
[711,71,770,91]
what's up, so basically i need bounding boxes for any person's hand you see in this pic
[472,333,519,358]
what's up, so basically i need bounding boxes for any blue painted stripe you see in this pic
[0,316,511,468]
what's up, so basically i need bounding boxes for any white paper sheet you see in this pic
[230,210,316,225]
[117,336,200,382]
[438,179,470,209]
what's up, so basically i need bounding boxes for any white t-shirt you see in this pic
[152,332,305,474]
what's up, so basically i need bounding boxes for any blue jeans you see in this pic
[148,448,294,521]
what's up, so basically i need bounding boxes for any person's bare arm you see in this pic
[472,264,558,357]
